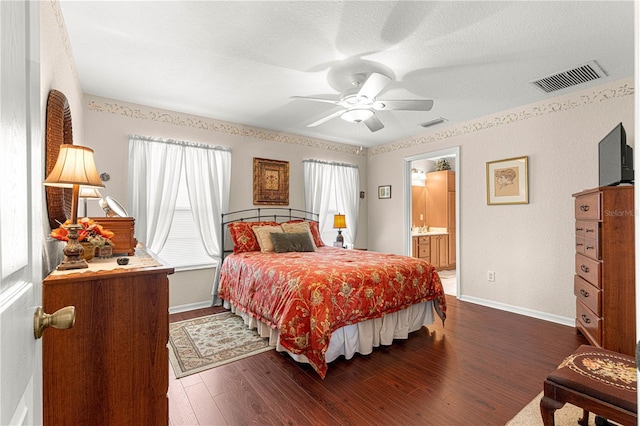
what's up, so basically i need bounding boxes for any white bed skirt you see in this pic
[223,300,435,365]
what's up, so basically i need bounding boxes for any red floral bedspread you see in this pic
[218,246,446,378]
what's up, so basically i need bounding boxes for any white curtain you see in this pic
[184,145,231,261]
[303,160,359,246]
[129,135,232,302]
[128,137,183,254]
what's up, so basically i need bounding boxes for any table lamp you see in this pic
[79,186,103,217]
[44,145,104,270]
[333,213,346,248]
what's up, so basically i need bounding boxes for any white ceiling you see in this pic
[59,1,634,148]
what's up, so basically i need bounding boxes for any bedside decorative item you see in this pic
[96,244,113,259]
[435,158,451,171]
[333,214,346,248]
[99,195,129,217]
[50,217,114,263]
[80,242,95,261]
[88,217,136,255]
[44,145,105,270]
[116,257,129,265]
[253,157,289,205]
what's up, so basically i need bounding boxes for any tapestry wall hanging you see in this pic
[253,157,289,205]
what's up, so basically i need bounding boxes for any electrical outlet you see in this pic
[487,271,495,282]
[419,214,423,220]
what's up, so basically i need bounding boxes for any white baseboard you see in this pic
[458,295,575,327]
[169,300,213,314]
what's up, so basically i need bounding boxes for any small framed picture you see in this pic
[378,185,391,199]
[486,156,529,205]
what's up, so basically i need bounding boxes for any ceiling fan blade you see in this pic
[290,95,340,105]
[307,110,345,127]
[363,114,384,132]
[374,99,434,111]
[357,73,391,100]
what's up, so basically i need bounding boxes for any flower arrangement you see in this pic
[435,158,451,171]
[51,217,115,247]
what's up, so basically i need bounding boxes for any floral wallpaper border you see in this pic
[88,81,633,158]
[370,82,634,156]
[85,99,365,156]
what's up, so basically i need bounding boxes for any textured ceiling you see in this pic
[59,1,634,148]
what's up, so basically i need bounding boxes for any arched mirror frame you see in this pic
[45,89,74,230]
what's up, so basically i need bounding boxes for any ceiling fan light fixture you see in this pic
[341,109,374,123]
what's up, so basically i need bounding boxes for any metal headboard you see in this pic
[221,208,319,261]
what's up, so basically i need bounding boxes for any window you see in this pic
[157,168,215,270]
[303,160,359,247]
[128,135,231,281]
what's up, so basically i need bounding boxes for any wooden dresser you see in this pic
[42,253,174,425]
[573,186,635,356]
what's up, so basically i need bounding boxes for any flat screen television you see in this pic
[598,123,634,186]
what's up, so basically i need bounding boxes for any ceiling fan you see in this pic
[292,72,433,132]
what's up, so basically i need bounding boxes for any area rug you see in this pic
[505,392,620,425]
[168,312,273,378]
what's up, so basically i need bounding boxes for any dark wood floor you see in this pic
[168,296,587,425]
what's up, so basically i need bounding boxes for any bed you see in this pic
[218,208,446,378]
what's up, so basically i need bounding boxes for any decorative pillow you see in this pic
[228,221,277,253]
[281,221,317,249]
[252,225,283,253]
[285,220,324,247]
[270,232,316,253]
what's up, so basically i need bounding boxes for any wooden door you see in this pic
[425,171,447,227]
[447,190,456,266]
[411,186,426,227]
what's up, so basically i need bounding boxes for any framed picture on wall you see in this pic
[486,156,529,205]
[378,185,391,199]
[253,158,289,205]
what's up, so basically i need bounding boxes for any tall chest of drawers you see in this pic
[573,186,635,356]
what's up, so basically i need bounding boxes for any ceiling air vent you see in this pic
[419,117,447,128]
[529,61,607,94]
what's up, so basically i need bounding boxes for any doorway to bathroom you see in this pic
[404,147,459,297]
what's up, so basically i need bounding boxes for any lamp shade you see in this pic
[78,187,103,199]
[43,145,104,188]
[333,214,346,229]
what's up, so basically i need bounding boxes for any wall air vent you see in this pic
[419,117,447,128]
[529,60,607,94]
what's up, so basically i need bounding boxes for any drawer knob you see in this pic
[576,242,583,247]
[580,265,590,273]
[581,314,591,324]
[580,205,590,212]
[586,245,594,250]
[580,289,589,298]
[586,229,594,233]
[576,227,584,232]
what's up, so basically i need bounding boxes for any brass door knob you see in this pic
[33,306,75,339]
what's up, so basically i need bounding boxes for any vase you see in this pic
[97,245,113,259]
[80,242,95,261]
